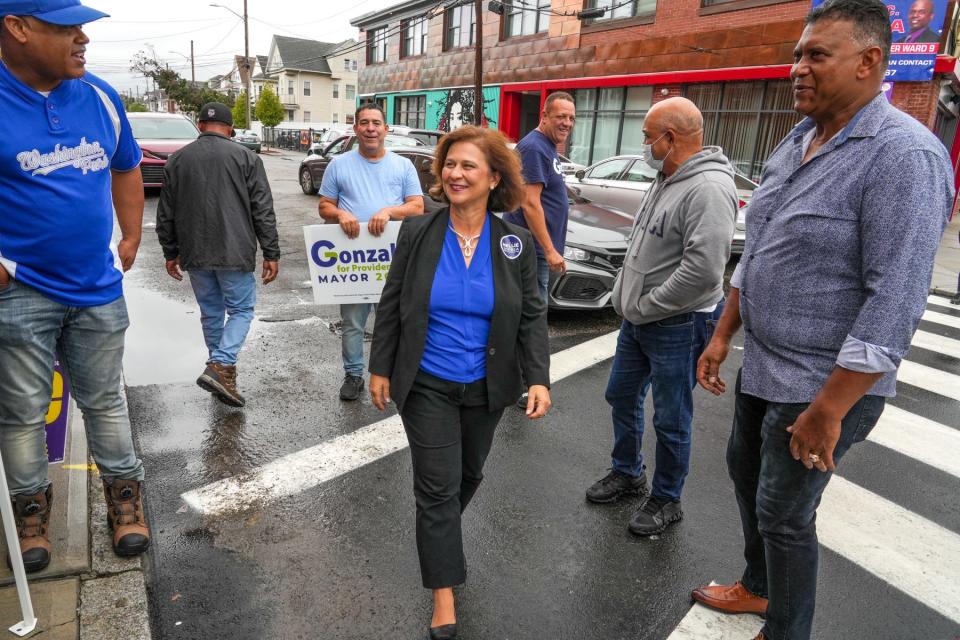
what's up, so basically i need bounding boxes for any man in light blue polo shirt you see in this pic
[318,102,424,401]
[0,0,151,572]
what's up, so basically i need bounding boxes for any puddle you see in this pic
[123,285,210,386]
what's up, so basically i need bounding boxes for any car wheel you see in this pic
[300,167,317,195]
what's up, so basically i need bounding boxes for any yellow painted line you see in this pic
[62,464,99,473]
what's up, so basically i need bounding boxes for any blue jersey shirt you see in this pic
[420,216,494,383]
[319,149,422,222]
[503,129,569,256]
[0,63,142,307]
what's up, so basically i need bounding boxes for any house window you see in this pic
[346,84,356,100]
[303,81,311,97]
[287,82,294,97]
[304,111,311,122]
[504,0,549,38]
[395,95,426,128]
[286,109,295,121]
[402,16,429,58]
[352,60,358,71]
[583,0,657,25]
[367,26,388,64]
[684,80,799,181]
[444,2,476,50]
[344,59,351,71]
[346,114,355,124]
[333,112,339,123]
[333,83,339,99]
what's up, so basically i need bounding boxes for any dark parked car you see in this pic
[312,145,632,310]
[234,129,261,153]
[299,134,426,195]
[127,112,199,187]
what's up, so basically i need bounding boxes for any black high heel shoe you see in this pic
[428,623,458,639]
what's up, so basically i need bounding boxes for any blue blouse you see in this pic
[419,215,495,383]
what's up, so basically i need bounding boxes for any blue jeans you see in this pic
[0,280,143,495]
[341,303,376,377]
[605,303,723,501]
[536,256,550,305]
[728,370,885,640]
[188,270,256,366]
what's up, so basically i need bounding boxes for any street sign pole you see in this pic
[473,0,483,126]
[0,449,37,636]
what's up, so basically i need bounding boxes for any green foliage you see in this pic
[130,51,234,115]
[126,103,148,113]
[255,86,284,128]
[232,91,249,129]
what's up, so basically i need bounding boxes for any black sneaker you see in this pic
[339,375,364,401]
[951,292,960,305]
[585,469,649,504]
[628,495,682,536]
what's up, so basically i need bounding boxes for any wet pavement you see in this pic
[122,152,960,640]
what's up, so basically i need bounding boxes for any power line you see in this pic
[93,20,233,43]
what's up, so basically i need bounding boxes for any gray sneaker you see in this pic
[339,375,364,401]
[628,495,683,536]
[585,469,649,504]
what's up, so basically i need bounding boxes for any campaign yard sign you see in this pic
[45,357,70,464]
[303,222,401,305]
[811,0,948,81]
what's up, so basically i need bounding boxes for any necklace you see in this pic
[449,224,481,258]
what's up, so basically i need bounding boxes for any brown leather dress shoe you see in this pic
[691,581,768,617]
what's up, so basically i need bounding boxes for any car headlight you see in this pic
[563,246,591,261]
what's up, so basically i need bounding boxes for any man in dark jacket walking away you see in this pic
[157,102,280,407]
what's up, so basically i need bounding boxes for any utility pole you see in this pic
[244,0,251,128]
[190,40,196,84]
[473,0,483,126]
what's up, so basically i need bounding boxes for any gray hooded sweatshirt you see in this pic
[611,146,737,325]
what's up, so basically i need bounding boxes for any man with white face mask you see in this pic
[585,97,737,536]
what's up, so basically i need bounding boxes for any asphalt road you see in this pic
[122,151,960,640]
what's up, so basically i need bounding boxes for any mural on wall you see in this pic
[426,87,499,132]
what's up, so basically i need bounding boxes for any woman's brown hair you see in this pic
[429,126,525,212]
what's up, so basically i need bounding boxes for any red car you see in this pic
[127,112,200,187]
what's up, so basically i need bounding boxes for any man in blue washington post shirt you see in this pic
[0,0,151,572]
[690,2,952,639]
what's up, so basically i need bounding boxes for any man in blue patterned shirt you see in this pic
[689,1,953,639]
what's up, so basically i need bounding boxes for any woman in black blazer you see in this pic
[369,126,551,639]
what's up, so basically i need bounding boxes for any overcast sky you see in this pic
[82,0,401,94]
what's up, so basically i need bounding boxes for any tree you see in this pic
[126,103,148,113]
[130,50,234,115]
[232,91,249,129]
[256,86,284,129]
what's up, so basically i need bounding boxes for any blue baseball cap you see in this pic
[0,0,109,25]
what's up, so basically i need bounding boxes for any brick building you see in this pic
[351,0,960,185]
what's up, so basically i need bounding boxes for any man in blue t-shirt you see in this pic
[318,103,424,401]
[503,91,576,303]
[0,0,150,572]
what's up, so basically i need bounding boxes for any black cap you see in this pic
[198,102,233,126]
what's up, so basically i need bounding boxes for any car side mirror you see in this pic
[575,169,585,181]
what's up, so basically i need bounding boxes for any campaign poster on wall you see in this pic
[303,222,401,305]
[45,357,70,464]
[811,0,948,81]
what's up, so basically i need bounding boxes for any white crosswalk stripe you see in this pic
[910,329,960,360]
[922,309,960,330]
[926,294,959,311]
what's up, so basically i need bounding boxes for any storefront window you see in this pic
[567,85,652,166]
[395,95,426,128]
[686,80,798,181]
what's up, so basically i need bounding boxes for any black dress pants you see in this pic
[400,369,504,589]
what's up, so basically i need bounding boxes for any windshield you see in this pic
[129,117,199,140]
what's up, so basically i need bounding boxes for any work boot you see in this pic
[7,486,52,573]
[339,374,364,401]
[197,362,246,407]
[102,478,150,557]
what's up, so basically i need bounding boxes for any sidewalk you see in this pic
[931,212,960,297]
[0,400,150,639]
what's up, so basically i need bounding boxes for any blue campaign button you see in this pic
[500,235,522,260]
